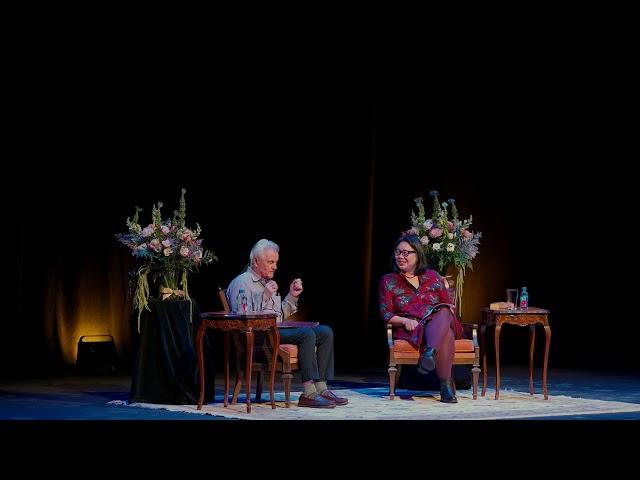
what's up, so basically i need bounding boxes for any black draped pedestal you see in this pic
[129,299,215,405]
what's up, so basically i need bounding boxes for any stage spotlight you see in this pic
[76,335,117,373]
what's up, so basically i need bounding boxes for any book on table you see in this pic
[278,320,319,328]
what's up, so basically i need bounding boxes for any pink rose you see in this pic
[180,246,190,257]
[447,221,454,232]
[160,225,170,235]
[142,226,154,237]
[461,229,473,240]
[429,227,443,238]
[420,235,429,245]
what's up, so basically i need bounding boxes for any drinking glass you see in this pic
[248,291,261,313]
[506,289,518,311]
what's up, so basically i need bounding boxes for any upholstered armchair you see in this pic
[218,288,299,407]
[386,286,480,400]
[387,324,480,400]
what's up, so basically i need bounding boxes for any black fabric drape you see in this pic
[129,299,215,405]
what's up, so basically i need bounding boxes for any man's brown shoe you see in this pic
[319,390,349,406]
[298,393,336,408]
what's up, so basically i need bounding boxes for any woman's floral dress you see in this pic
[379,270,464,350]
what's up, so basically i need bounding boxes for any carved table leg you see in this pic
[196,325,206,410]
[245,329,254,413]
[529,324,536,395]
[543,325,551,400]
[223,332,230,407]
[480,324,487,397]
[494,324,502,400]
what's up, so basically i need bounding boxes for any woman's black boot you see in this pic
[440,379,458,403]
[417,347,436,374]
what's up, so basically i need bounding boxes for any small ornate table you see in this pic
[480,307,551,400]
[197,311,280,413]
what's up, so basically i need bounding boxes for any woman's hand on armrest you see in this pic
[389,316,419,331]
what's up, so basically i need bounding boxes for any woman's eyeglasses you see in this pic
[394,249,416,258]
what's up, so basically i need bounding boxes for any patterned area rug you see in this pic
[109,387,640,420]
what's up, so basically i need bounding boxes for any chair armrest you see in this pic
[471,324,479,349]
[387,325,394,349]
[278,345,291,363]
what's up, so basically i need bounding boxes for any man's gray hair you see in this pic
[250,239,280,262]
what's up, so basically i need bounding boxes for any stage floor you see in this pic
[2,366,639,420]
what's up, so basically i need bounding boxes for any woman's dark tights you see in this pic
[424,308,455,380]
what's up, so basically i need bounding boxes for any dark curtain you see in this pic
[5,56,636,377]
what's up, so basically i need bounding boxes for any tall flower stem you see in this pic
[456,266,465,318]
[134,265,151,332]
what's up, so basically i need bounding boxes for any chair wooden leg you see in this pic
[471,366,480,400]
[232,372,242,405]
[255,370,263,403]
[389,364,398,400]
[282,373,293,408]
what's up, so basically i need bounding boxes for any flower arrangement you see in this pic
[116,188,217,325]
[405,190,481,317]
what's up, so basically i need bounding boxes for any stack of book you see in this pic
[490,302,514,310]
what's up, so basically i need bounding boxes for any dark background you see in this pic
[4,38,635,379]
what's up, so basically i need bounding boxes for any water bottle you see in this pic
[519,287,529,310]
[236,289,248,314]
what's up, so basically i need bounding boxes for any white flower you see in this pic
[180,246,190,257]
[448,233,454,239]
[163,247,173,256]
[423,219,433,229]
[420,235,429,245]
[432,243,442,251]
[149,238,162,252]
[160,225,170,234]
[446,243,455,252]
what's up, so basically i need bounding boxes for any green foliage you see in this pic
[116,189,217,326]
[405,191,482,317]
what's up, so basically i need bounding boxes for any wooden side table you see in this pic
[196,312,280,413]
[480,307,551,400]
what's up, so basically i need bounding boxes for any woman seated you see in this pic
[379,234,464,403]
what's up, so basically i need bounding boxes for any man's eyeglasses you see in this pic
[394,249,416,258]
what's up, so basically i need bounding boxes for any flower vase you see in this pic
[441,264,465,319]
[159,272,186,301]
[440,264,456,297]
